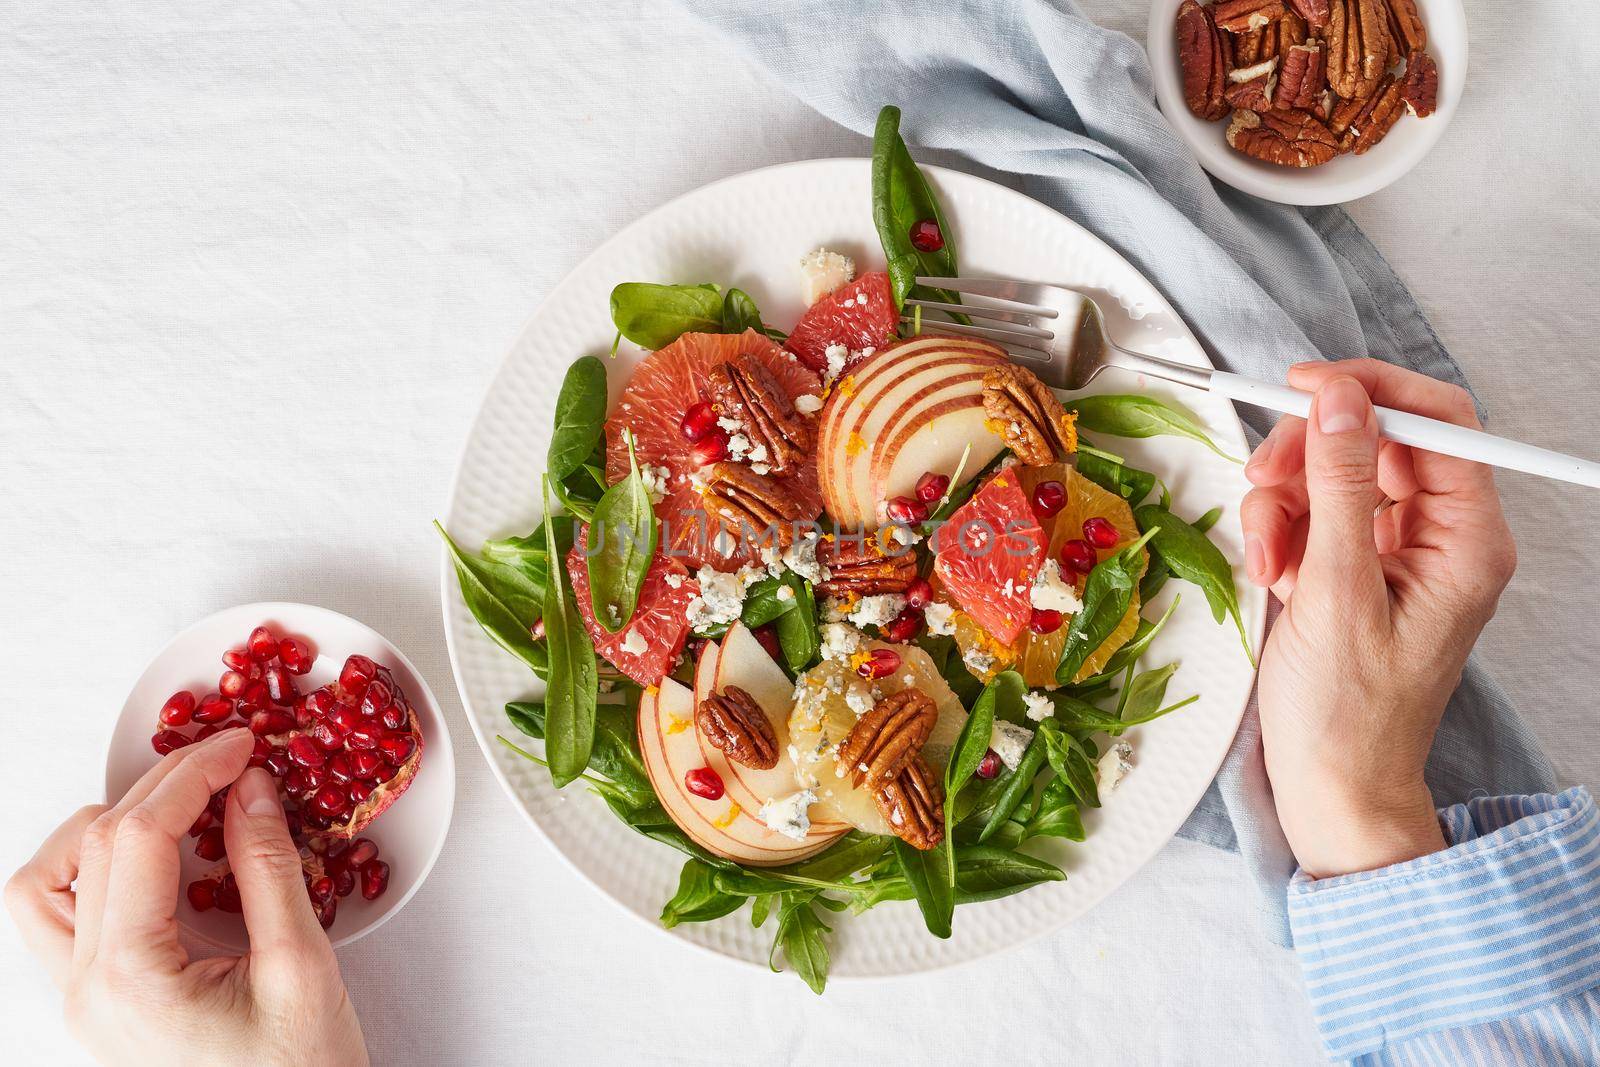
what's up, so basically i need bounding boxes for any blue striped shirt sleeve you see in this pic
[1286,787,1600,1065]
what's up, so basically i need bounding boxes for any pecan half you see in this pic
[1288,0,1330,30]
[701,462,811,547]
[873,755,944,851]
[981,364,1077,465]
[1214,0,1286,34]
[1327,0,1389,100]
[1277,9,1309,48]
[706,357,813,476]
[1278,41,1326,110]
[1225,108,1339,168]
[1225,58,1278,111]
[696,685,779,769]
[817,536,916,597]
[1327,91,1366,137]
[1340,74,1405,154]
[838,689,937,788]
[1385,0,1426,53]
[1401,50,1437,117]
[1176,0,1229,121]
[1234,25,1267,66]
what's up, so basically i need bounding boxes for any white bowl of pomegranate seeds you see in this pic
[104,602,455,950]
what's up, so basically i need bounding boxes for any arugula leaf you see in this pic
[772,574,819,673]
[1056,528,1158,684]
[750,893,775,929]
[547,357,609,483]
[892,838,954,939]
[539,477,598,787]
[953,846,1067,900]
[585,442,658,633]
[771,896,832,994]
[871,105,964,316]
[1070,394,1241,463]
[661,860,748,928]
[436,522,548,677]
[1134,505,1254,666]
[1075,439,1157,505]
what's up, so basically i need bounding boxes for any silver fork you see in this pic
[906,275,1600,489]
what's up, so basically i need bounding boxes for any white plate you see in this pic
[1147,0,1467,205]
[105,601,456,950]
[440,158,1265,978]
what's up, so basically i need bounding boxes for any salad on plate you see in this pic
[440,106,1253,992]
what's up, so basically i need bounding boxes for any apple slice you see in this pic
[697,623,848,836]
[637,677,838,865]
[872,401,1006,512]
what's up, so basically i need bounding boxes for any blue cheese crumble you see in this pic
[759,789,816,841]
[989,720,1034,771]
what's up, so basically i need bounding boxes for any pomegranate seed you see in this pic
[880,609,923,643]
[684,767,724,800]
[380,703,408,731]
[215,875,243,913]
[905,577,934,610]
[909,218,944,252]
[247,626,278,662]
[308,876,335,904]
[222,648,252,673]
[151,729,190,755]
[249,709,294,736]
[360,860,391,901]
[193,692,234,724]
[194,827,227,861]
[310,720,344,752]
[312,784,349,817]
[327,753,355,783]
[1030,608,1065,634]
[380,733,416,766]
[187,879,218,912]
[278,637,313,674]
[885,496,929,524]
[208,789,229,819]
[303,688,337,720]
[359,679,392,717]
[1031,480,1066,518]
[679,401,717,442]
[857,647,901,679]
[914,471,950,503]
[690,429,728,466]
[187,810,213,837]
[752,624,782,662]
[264,665,296,705]
[239,679,270,713]
[194,724,221,740]
[339,655,377,697]
[291,766,328,794]
[1083,516,1120,549]
[248,735,272,767]
[530,618,546,641]
[219,670,248,698]
[264,749,293,778]
[1060,538,1098,575]
[976,750,1002,780]
[347,724,382,751]
[348,780,375,804]
[346,838,379,869]
[159,691,196,727]
[329,703,362,735]
[334,868,357,898]
[287,734,326,768]
[316,898,337,929]
[351,750,385,779]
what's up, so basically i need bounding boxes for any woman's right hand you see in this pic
[1241,360,1518,879]
[6,728,369,1066]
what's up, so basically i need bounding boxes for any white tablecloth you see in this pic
[4,3,1596,1063]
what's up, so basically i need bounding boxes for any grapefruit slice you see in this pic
[784,271,899,373]
[605,330,823,569]
[932,471,1046,646]
[567,527,697,686]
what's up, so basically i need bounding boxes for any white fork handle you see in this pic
[1210,372,1600,489]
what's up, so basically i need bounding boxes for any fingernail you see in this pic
[1317,377,1370,435]
[1245,435,1274,473]
[234,767,283,817]
[1244,534,1265,581]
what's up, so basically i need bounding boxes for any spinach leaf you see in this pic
[1070,394,1241,463]
[941,672,1005,906]
[782,832,890,884]
[1021,778,1085,843]
[436,522,548,677]
[540,477,598,787]
[585,443,658,633]
[482,514,576,592]
[1056,528,1158,684]
[661,860,748,928]
[1075,440,1157,505]
[1039,722,1100,809]
[1074,593,1181,691]
[771,896,832,994]
[1134,505,1254,665]
[1119,662,1178,723]
[772,574,819,673]
[974,732,1049,843]
[953,846,1067,901]
[609,282,781,350]
[893,838,954,940]
[1139,505,1220,602]
[722,287,785,341]
[1193,506,1224,532]
[548,357,609,483]
[506,697,652,804]
[741,575,797,629]
[871,105,963,315]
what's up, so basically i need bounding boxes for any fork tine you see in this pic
[904,298,1054,337]
[915,276,1059,317]
[898,316,1053,355]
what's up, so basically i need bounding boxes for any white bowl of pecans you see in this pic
[1147,0,1465,205]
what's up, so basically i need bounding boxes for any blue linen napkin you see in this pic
[675,0,1558,943]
